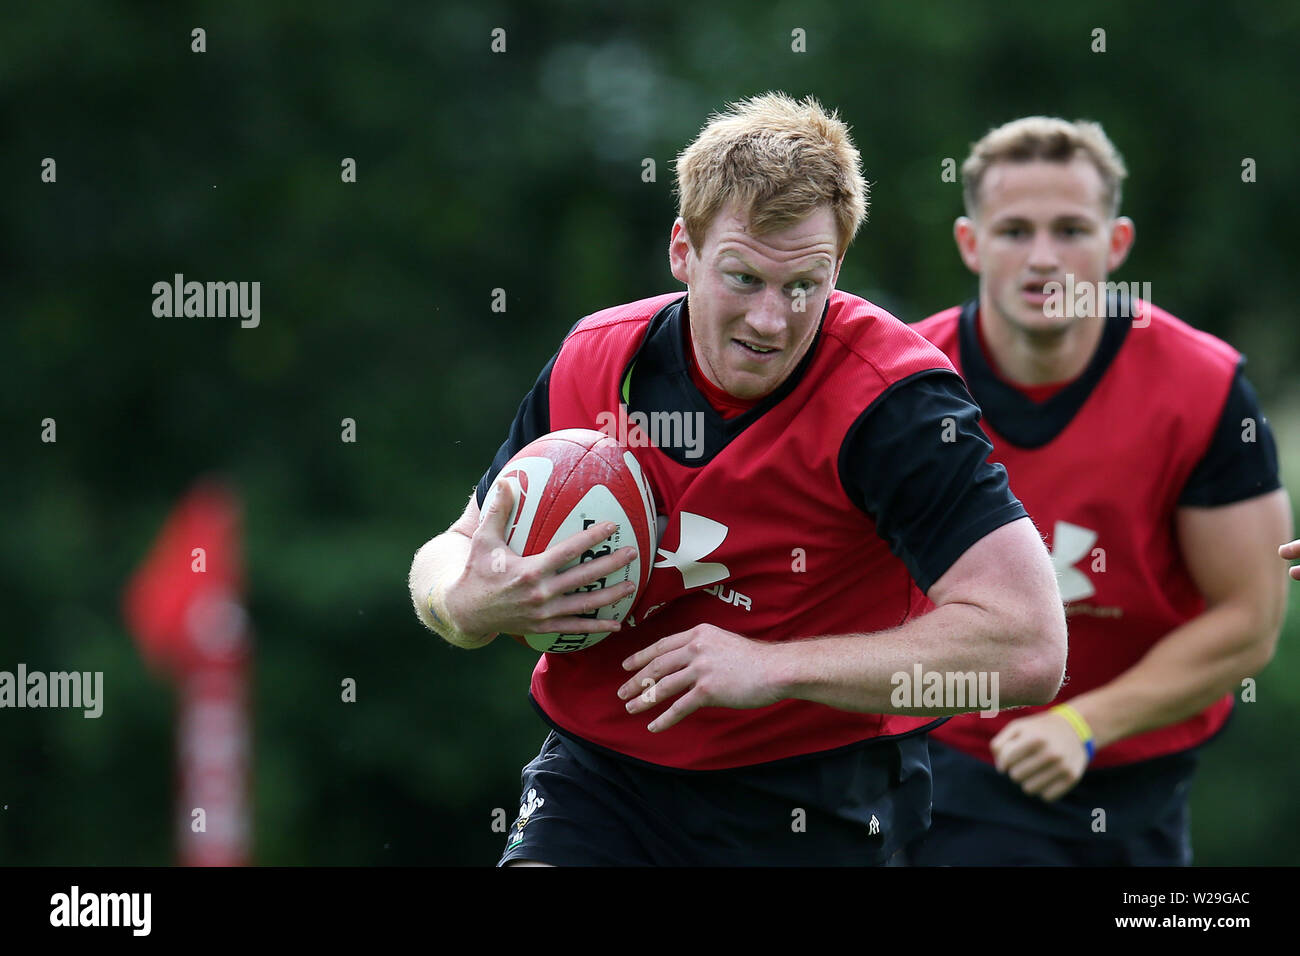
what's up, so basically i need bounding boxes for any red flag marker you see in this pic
[124,480,252,866]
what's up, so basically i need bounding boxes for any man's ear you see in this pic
[669,218,693,285]
[1107,216,1136,273]
[954,217,980,275]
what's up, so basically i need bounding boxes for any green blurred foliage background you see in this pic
[2,0,1298,865]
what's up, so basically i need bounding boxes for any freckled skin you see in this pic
[669,202,843,400]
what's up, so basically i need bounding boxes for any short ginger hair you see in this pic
[962,116,1128,218]
[673,92,868,256]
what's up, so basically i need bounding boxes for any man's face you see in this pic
[956,157,1133,339]
[669,202,842,400]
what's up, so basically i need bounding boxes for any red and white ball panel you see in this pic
[492,428,658,653]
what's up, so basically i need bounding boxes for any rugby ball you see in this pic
[494,428,658,653]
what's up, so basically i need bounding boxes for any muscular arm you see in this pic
[1067,489,1292,749]
[776,516,1066,711]
[620,515,1067,730]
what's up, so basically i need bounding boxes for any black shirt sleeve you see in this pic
[1178,364,1281,507]
[474,352,558,508]
[838,370,1028,594]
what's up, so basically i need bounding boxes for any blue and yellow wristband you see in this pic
[1051,703,1096,762]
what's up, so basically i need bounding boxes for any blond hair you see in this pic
[673,92,867,255]
[962,117,1128,217]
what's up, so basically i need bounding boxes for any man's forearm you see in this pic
[769,599,1064,715]
[1067,603,1277,749]
[408,532,497,649]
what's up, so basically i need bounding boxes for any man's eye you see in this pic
[732,273,758,286]
[789,280,816,293]
[1002,227,1027,239]
[1059,225,1085,238]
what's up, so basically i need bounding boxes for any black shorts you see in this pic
[905,805,1192,866]
[498,729,933,866]
[905,740,1197,866]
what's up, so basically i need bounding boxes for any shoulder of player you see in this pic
[563,292,684,342]
[822,290,957,380]
[1131,300,1240,371]
[909,303,964,339]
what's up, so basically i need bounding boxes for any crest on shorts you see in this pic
[506,787,545,850]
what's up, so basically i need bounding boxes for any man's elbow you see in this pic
[1007,601,1068,705]
[1239,604,1285,678]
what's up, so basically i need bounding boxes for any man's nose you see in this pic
[1027,230,1060,272]
[746,287,790,339]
